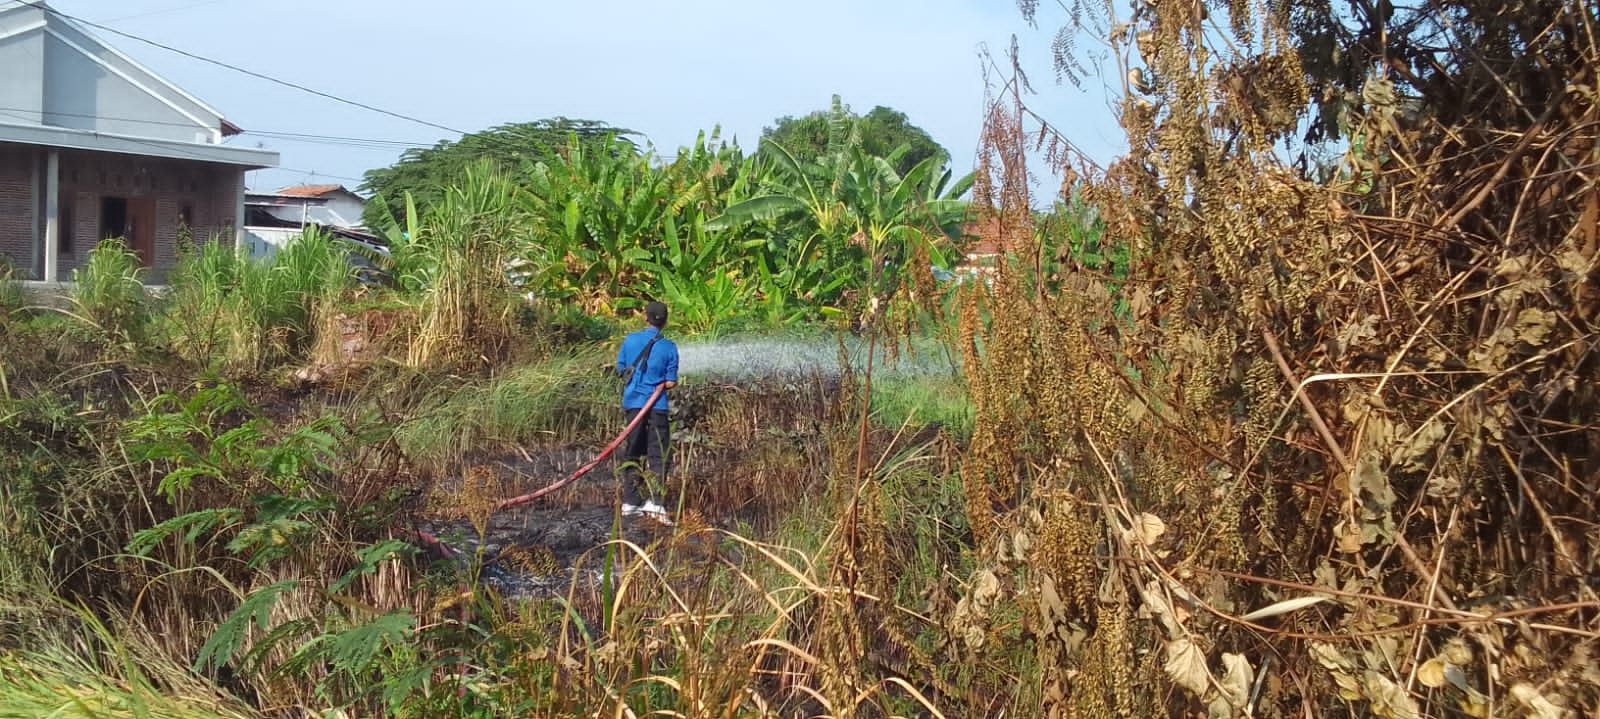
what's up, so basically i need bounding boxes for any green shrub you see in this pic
[395,345,614,466]
[0,255,21,316]
[164,230,351,372]
[70,239,148,345]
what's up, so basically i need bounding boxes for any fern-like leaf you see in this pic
[242,617,318,674]
[126,507,245,556]
[328,540,417,595]
[326,612,416,675]
[195,580,298,674]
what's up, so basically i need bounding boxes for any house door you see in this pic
[127,197,156,266]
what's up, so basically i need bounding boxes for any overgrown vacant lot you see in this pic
[4,0,1600,716]
[0,238,978,718]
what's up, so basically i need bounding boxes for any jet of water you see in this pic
[675,332,960,382]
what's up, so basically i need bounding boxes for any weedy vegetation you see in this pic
[2,2,1597,716]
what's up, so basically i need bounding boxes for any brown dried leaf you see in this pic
[1138,580,1180,636]
[1130,284,1154,318]
[1363,671,1420,719]
[1352,452,1397,545]
[1495,255,1531,280]
[1335,314,1380,357]
[1313,561,1339,591]
[1039,575,1067,625]
[1127,512,1167,547]
[973,569,1001,604]
[1335,520,1365,554]
[963,624,986,650]
[1416,657,1448,688]
[1011,529,1033,559]
[1218,653,1253,706]
[1515,308,1556,346]
[1459,691,1491,718]
[1164,637,1212,696]
[1390,417,1446,472]
[1556,246,1592,275]
[1441,638,1474,665]
[1508,683,1566,719]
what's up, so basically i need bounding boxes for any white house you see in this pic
[0,0,278,282]
[243,184,373,260]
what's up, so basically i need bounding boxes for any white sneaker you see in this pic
[639,501,673,525]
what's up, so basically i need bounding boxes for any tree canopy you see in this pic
[359,118,639,227]
[761,97,948,176]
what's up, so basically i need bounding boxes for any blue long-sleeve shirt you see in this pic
[615,327,678,411]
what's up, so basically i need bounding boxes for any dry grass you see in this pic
[948,0,1600,716]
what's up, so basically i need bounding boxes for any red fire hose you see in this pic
[494,383,666,511]
[400,383,668,560]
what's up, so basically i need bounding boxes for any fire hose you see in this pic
[402,383,667,561]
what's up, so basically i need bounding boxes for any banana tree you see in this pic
[507,134,666,313]
[852,151,975,307]
[706,139,858,317]
[708,133,973,323]
[639,209,763,331]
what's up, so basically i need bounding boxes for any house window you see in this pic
[59,197,73,253]
[101,197,129,241]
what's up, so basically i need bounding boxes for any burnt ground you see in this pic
[411,446,682,599]
[406,374,846,601]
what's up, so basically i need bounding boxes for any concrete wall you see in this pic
[42,22,221,144]
[0,2,222,144]
[325,194,367,228]
[0,4,46,126]
[244,226,301,261]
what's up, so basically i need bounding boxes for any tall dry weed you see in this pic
[953,1,1599,717]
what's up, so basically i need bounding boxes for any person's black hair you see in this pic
[644,301,668,328]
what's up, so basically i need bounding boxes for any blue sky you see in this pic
[51,0,1127,196]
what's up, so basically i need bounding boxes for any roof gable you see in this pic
[0,1,235,144]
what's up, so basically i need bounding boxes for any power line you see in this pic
[246,130,423,149]
[0,109,366,184]
[0,106,431,149]
[249,167,366,184]
[16,0,467,136]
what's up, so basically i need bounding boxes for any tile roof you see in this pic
[274,184,345,197]
[961,216,1010,256]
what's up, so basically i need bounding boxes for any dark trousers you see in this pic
[620,408,670,506]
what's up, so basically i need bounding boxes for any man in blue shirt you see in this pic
[614,301,679,520]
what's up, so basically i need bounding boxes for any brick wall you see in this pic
[0,146,243,281]
[56,150,238,280]
[0,145,38,277]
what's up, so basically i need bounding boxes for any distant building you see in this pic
[250,184,367,229]
[243,184,374,260]
[954,216,1010,282]
[0,0,278,282]
[243,184,384,279]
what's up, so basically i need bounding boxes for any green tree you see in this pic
[762,96,948,176]
[710,133,973,319]
[360,118,639,228]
